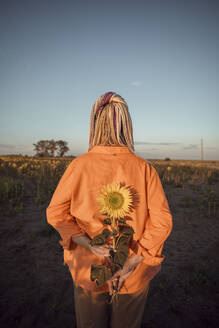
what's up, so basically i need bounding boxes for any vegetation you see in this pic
[33,139,69,157]
[0,156,218,218]
[0,155,218,327]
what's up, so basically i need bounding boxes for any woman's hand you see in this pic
[72,234,113,259]
[89,244,112,259]
[107,254,144,295]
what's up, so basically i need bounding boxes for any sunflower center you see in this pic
[107,192,124,210]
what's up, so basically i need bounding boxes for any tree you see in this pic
[48,139,57,157]
[33,139,69,157]
[56,140,69,157]
[33,140,49,157]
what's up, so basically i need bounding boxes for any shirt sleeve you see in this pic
[46,160,86,251]
[130,163,173,266]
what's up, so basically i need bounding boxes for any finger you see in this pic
[117,270,133,291]
[110,270,122,281]
[107,280,113,296]
[94,248,110,257]
[92,251,106,259]
[113,269,123,278]
[117,277,124,291]
[117,272,130,291]
[100,247,111,257]
[105,256,112,264]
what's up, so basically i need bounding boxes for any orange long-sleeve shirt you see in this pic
[46,145,173,294]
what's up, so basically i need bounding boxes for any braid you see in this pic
[88,91,134,153]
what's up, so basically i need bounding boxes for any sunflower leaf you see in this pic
[90,228,111,246]
[113,245,129,268]
[109,249,116,259]
[103,218,111,225]
[111,262,121,274]
[90,235,105,246]
[102,228,111,239]
[116,235,130,247]
[90,264,112,287]
[118,225,134,237]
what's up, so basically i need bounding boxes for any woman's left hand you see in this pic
[107,254,144,295]
[89,244,112,258]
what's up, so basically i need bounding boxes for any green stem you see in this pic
[112,217,116,250]
[111,217,118,296]
[115,233,123,249]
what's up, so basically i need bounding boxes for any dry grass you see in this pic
[0,155,218,327]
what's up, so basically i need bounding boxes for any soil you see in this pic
[0,180,219,328]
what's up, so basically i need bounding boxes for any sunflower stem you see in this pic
[115,233,123,249]
[112,217,116,250]
[111,217,119,298]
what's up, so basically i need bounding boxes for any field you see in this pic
[0,155,219,328]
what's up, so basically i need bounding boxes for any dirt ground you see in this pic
[0,178,219,328]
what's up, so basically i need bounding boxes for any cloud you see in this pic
[134,141,181,146]
[0,144,34,155]
[130,81,142,87]
[183,144,199,150]
[0,144,15,149]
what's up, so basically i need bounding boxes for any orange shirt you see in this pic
[46,145,173,294]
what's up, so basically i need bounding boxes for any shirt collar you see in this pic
[88,145,134,154]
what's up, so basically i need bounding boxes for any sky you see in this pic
[0,0,219,160]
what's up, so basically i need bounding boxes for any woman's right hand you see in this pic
[89,244,112,259]
[72,235,113,259]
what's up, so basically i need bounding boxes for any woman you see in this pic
[46,91,173,328]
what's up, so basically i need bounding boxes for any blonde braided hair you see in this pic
[88,91,135,153]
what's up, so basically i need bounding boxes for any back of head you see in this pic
[88,91,135,152]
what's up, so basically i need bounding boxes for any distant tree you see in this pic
[33,139,69,157]
[33,140,46,157]
[56,140,69,157]
[164,157,171,161]
[48,139,57,157]
[33,140,50,157]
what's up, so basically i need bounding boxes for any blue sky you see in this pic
[0,0,218,160]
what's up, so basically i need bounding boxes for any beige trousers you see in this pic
[73,282,150,328]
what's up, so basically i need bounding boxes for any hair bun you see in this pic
[96,91,115,116]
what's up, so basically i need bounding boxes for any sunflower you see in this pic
[96,182,133,219]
